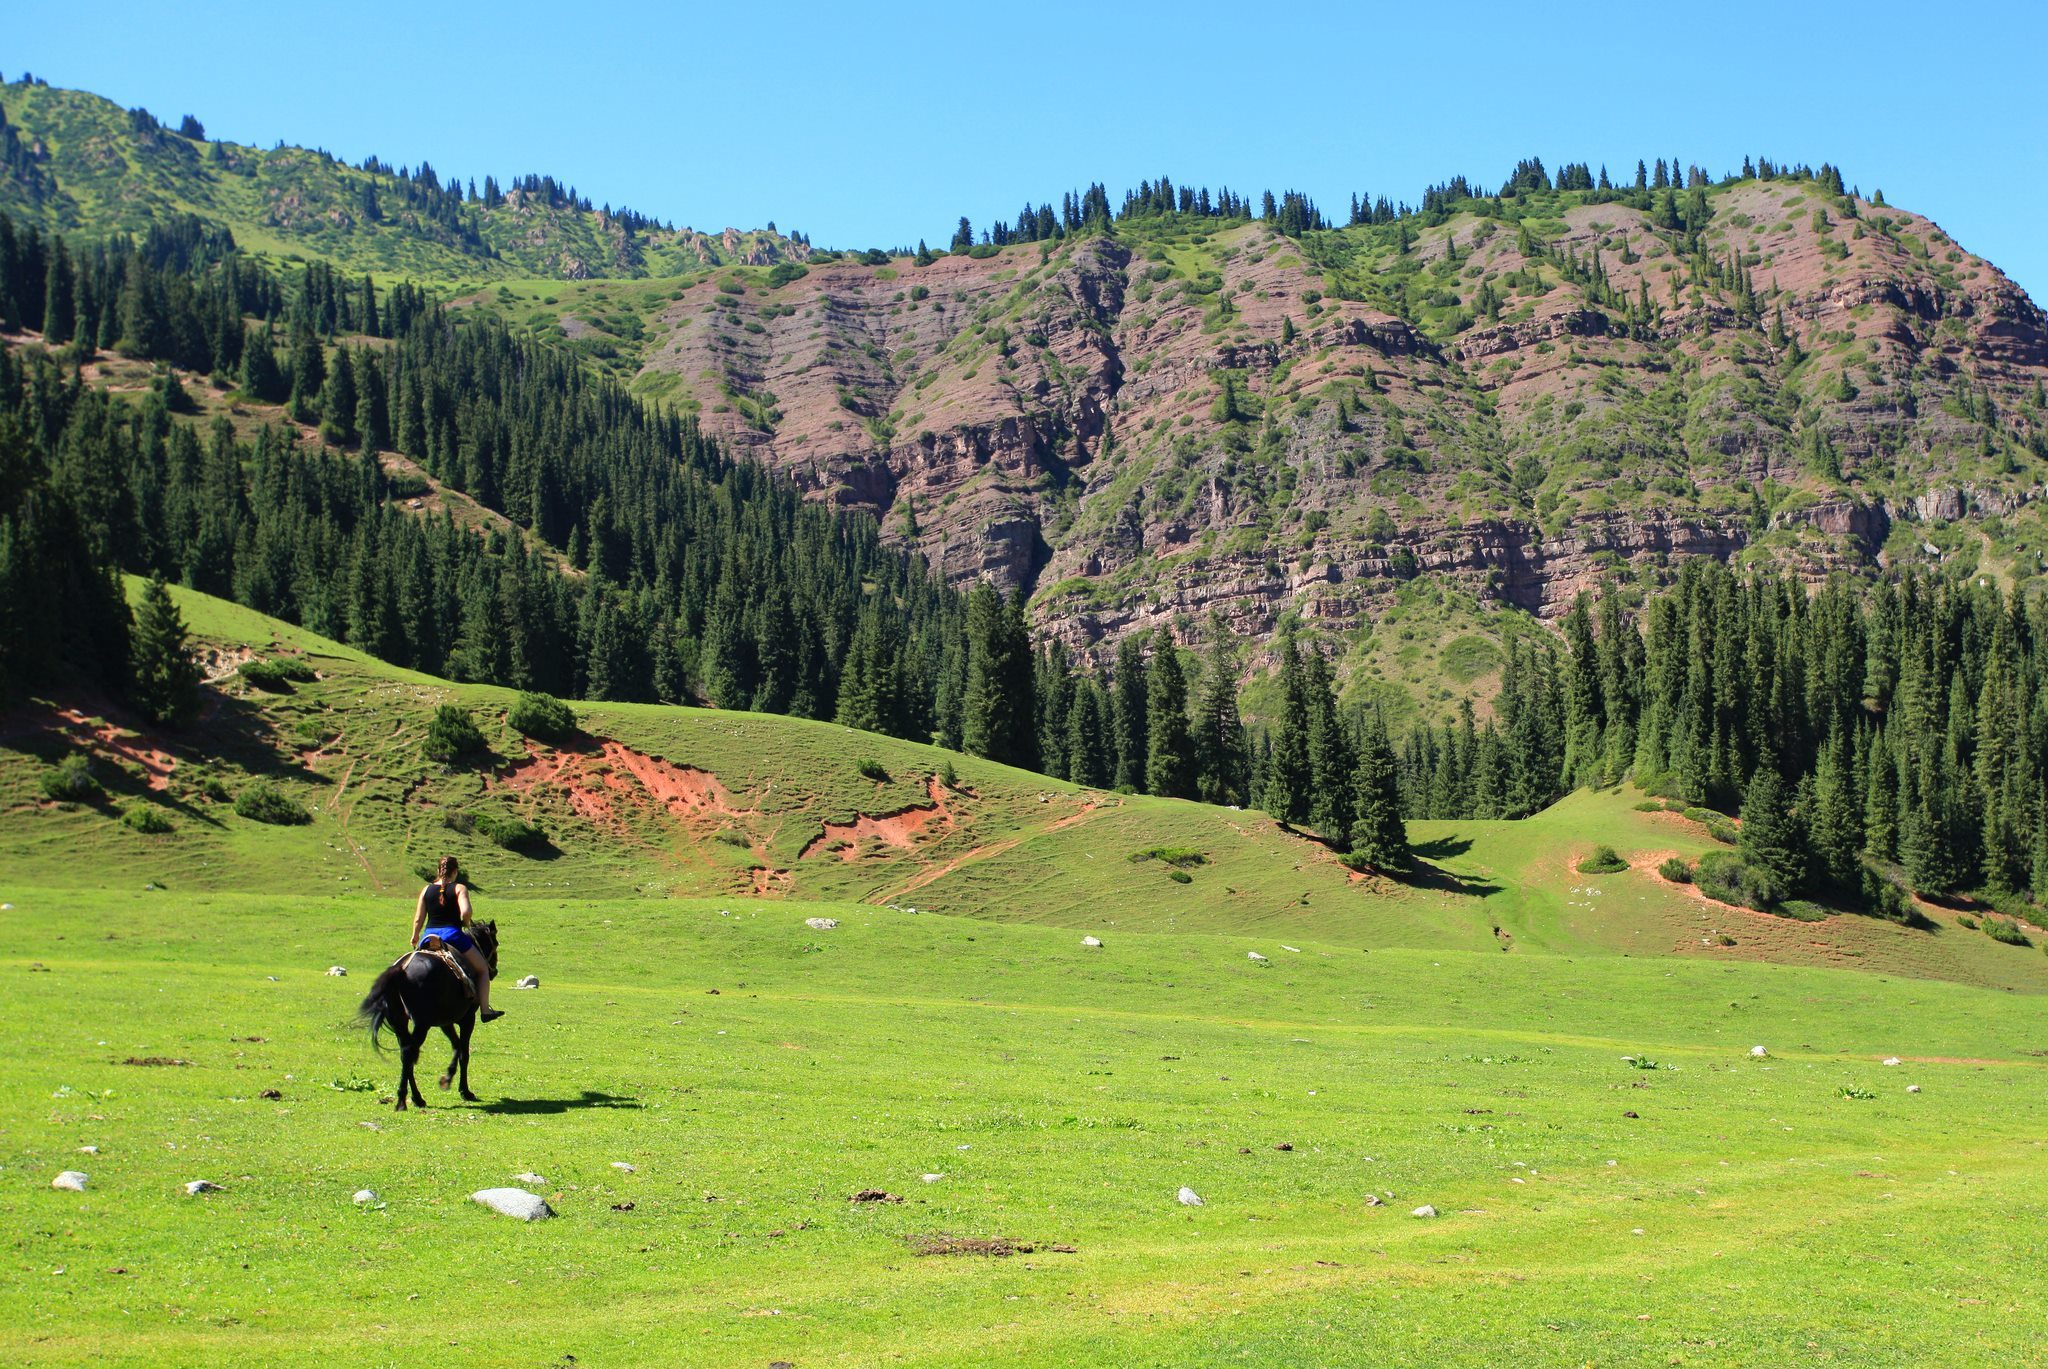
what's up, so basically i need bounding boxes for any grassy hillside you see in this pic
[4,581,2043,996]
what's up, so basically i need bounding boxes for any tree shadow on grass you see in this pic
[1410,834,1474,861]
[1392,857,1499,898]
[478,1090,642,1116]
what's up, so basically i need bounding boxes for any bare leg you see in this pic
[462,947,493,1012]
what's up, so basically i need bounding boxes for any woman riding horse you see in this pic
[411,855,503,1022]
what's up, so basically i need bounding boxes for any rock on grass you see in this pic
[52,1171,87,1192]
[472,1188,553,1220]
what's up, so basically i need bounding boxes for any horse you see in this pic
[356,920,499,1110]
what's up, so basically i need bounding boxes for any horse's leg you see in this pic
[456,1015,478,1102]
[438,1024,461,1091]
[401,1021,429,1109]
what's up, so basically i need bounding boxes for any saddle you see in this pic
[401,938,477,1002]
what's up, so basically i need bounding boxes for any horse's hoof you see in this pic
[438,1075,452,1091]
[460,1092,480,1103]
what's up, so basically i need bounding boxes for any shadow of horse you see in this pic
[479,1091,642,1116]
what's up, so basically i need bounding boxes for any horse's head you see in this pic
[473,919,500,975]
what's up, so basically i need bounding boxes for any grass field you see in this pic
[4,587,2048,1365]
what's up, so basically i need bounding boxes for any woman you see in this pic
[410,855,502,1022]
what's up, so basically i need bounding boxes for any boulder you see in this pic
[51,1171,88,1192]
[610,1162,636,1173]
[1177,1186,1204,1206]
[1247,951,1268,963]
[472,1188,553,1221]
[184,1179,223,1195]
[1750,1046,1769,1058]
[1412,1205,1437,1218]
[1907,1084,1922,1094]
[511,1172,548,1186]
[920,1173,944,1184]
[325,966,348,977]
[515,975,539,989]
[1882,1057,1901,1066]
[1081,936,1103,948]
[805,918,840,931]
[353,1189,380,1205]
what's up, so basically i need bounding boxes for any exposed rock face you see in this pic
[634,184,2048,652]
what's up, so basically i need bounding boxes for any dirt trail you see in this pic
[57,710,177,791]
[879,797,1101,899]
[496,739,754,831]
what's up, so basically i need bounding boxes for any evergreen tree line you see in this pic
[1397,562,2048,913]
[0,212,970,745]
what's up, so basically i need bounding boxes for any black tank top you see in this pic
[424,881,460,926]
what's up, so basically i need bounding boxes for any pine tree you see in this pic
[1349,709,1407,871]
[1194,618,1246,805]
[1303,646,1355,847]
[1739,765,1805,895]
[1807,731,1862,891]
[1261,634,1312,823]
[128,573,201,727]
[1111,632,1149,792]
[1145,631,1196,799]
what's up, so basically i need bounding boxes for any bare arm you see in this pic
[455,884,474,926]
[410,888,428,945]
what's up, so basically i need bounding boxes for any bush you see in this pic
[1983,916,2032,947]
[473,811,546,852]
[1577,845,1628,874]
[40,755,102,803]
[1632,800,1664,813]
[857,758,891,783]
[424,705,487,762]
[1695,851,1783,911]
[1776,900,1829,923]
[1957,914,1979,930]
[1658,856,1693,884]
[1682,805,1740,845]
[235,781,310,825]
[1167,869,1193,884]
[238,657,317,691]
[508,691,576,742]
[121,805,174,834]
[1132,847,1207,869]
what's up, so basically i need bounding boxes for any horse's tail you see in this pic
[356,960,409,1052]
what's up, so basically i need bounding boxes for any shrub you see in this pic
[1702,816,1739,845]
[1695,851,1783,910]
[1776,900,1829,923]
[238,658,316,690]
[938,760,959,789]
[472,811,546,852]
[1132,847,1207,869]
[235,781,310,825]
[713,828,752,848]
[122,805,174,834]
[1662,800,1690,813]
[1957,914,1979,930]
[507,691,576,742]
[857,758,891,783]
[1167,869,1193,884]
[1839,1085,1876,1100]
[424,705,487,762]
[1577,845,1628,874]
[40,755,102,803]
[184,769,231,802]
[1658,856,1694,884]
[1622,1054,1663,1070]
[1983,916,2032,947]
[1632,800,1664,813]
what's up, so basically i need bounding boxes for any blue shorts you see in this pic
[420,926,475,954]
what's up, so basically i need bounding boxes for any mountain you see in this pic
[0,78,809,280]
[9,77,2048,667]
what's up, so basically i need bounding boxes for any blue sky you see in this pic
[11,1,2046,301]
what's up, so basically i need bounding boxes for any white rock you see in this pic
[1280,945,1301,954]
[920,1173,944,1184]
[610,1162,636,1173]
[1411,1205,1437,1218]
[353,1189,380,1205]
[1882,1057,1901,1066]
[78,1145,98,1155]
[1750,1046,1769,1058]
[1081,935,1103,948]
[472,1187,553,1221]
[52,1171,87,1192]
[1177,1186,1204,1207]
[511,1172,548,1186]
[1907,1084,1922,1094]
[1247,952,1268,963]
[184,1179,223,1195]
[515,975,539,989]
[805,918,839,931]
[325,966,348,977]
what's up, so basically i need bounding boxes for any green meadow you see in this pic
[3,586,2047,1366]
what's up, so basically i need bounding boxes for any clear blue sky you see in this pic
[11,1,2046,302]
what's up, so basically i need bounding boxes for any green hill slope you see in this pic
[4,580,2041,992]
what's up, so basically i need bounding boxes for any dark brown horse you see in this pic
[356,921,499,1109]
